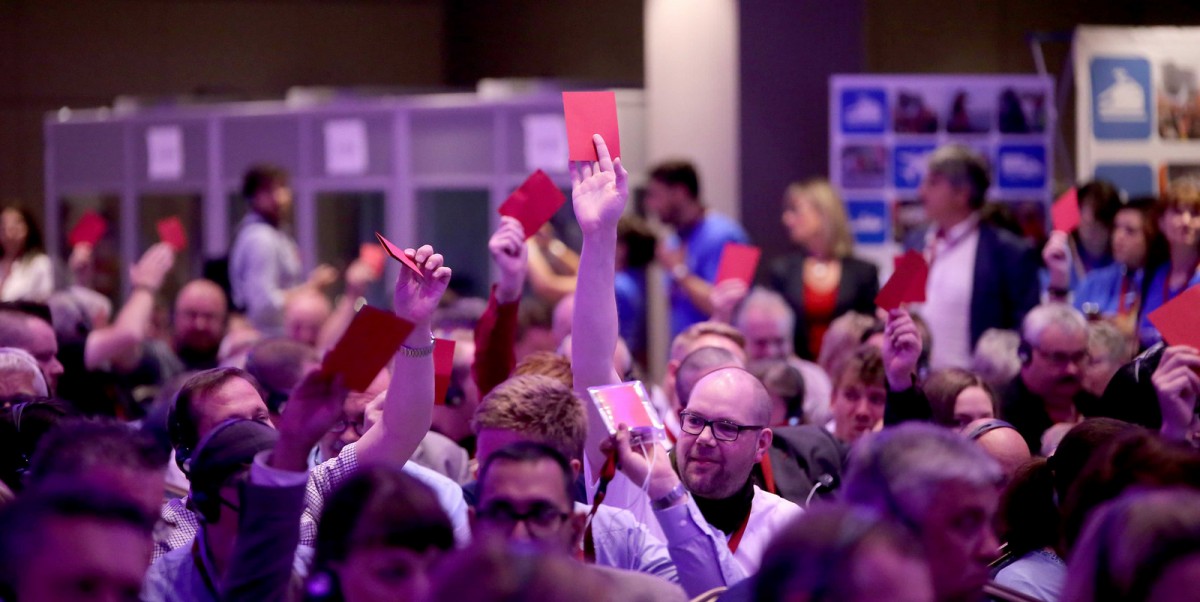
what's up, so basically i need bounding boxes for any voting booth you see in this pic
[44,89,647,304]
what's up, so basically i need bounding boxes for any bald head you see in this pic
[283,290,332,347]
[965,419,1031,482]
[174,279,228,358]
[690,367,773,426]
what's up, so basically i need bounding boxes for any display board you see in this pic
[829,75,1054,262]
[1075,26,1200,199]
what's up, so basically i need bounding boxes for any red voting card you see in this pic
[157,216,188,252]
[587,381,664,442]
[715,243,762,286]
[499,170,567,239]
[322,306,415,392]
[1052,188,1081,233]
[1148,284,1200,349]
[562,91,621,162]
[359,243,386,278]
[375,232,424,280]
[433,338,456,406]
[876,250,929,311]
[68,211,108,247]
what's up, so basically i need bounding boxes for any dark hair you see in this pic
[27,418,169,486]
[748,359,806,424]
[309,466,454,601]
[168,367,265,468]
[617,215,657,269]
[1077,180,1122,228]
[0,206,44,260]
[478,441,574,503]
[0,485,154,593]
[649,160,700,200]
[922,368,997,428]
[1061,429,1200,554]
[1048,418,1140,503]
[997,458,1060,557]
[753,505,924,602]
[1119,196,1166,268]
[241,164,289,202]
[244,338,317,414]
[833,344,885,392]
[0,398,77,492]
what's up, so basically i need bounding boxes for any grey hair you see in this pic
[1086,320,1133,365]
[0,347,48,397]
[841,422,1003,529]
[927,144,991,209]
[1021,303,1088,347]
[971,328,1021,389]
[735,287,796,334]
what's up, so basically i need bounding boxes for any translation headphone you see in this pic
[1017,339,1033,366]
[964,419,1016,442]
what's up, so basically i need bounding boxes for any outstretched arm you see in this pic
[85,243,175,372]
[356,245,452,466]
[570,135,629,477]
[474,217,527,396]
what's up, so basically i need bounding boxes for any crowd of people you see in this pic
[0,134,1198,602]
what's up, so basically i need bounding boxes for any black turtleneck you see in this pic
[669,448,754,535]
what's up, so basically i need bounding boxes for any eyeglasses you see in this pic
[1033,347,1090,367]
[679,411,765,442]
[329,418,366,436]
[476,501,570,538]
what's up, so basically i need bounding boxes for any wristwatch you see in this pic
[651,483,687,510]
[399,336,436,358]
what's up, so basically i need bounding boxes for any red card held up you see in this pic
[433,338,456,406]
[375,232,424,279]
[157,216,188,252]
[1052,188,1081,233]
[1148,283,1200,349]
[499,170,567,239]
[68,211,108,247]
[322,306,415,392]
[562,91,621,162]
[359,243,386,278]
[715,243,762,286]
[876,250,929,311]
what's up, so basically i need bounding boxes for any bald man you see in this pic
[283,289,332,348]
[614,367,804,576]
[172,279,228,371]
[963,418,1032,484]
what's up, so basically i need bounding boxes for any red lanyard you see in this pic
[1118,276,1136,316]
[727,511,752,554]
[760,453,777,495]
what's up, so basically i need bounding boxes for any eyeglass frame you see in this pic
[1031,346,1090,367]
[678,410,766,442]
[475,501,572,538]
[329,418,366,436]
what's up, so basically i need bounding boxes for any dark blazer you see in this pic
[910,222,1041,349]
[766,252,880,360]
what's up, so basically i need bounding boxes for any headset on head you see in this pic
[187,419,255,524]
[1017,339,1033,366]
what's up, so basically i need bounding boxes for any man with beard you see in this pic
[999,303,1098,454]
[172,279,228,370]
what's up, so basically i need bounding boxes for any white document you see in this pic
[522,114,569,173]
[324,118,369,176]
[146,126,184,181]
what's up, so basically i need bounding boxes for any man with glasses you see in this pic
[474,441,687,601]
[1000,303,1098,454]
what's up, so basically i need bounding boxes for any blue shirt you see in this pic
[1072,262,1141,318]
[667,212,750,337]
[615,268,646,358]
[1137,263,1200,348]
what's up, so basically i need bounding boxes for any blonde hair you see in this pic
[512,351,573,389]
[669,321,746,362]
[471,375,587,462]
[785,178,854,258]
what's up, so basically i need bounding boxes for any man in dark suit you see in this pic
[914,144,1040,370]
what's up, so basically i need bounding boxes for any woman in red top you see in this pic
[767,179,879,360]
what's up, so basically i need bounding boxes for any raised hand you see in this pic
[710,280,749,324]
[1043,230,1072,291]
[129,242,176,292]
[343,258,377,298]
[392,244,452,326]
[307,264,339,291]
[1152,345,1200,441]
[571,134,628,237]
[883,309,922,390]
[271,368,349,471]
[489,216,528,304]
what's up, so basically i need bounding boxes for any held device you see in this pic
[587,381,666,445]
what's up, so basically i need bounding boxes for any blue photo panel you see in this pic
[1090,56,1152,140]
[1094,163,1155,198]
[893,144,937,189]
[840,89,888,134]
[847,199,889,245]
[996,145,1047,189]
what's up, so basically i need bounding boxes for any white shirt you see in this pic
[0,253,52,302]
[920,216,981,370]
[730,485,804,575]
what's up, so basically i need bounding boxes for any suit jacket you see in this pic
[912,222,1041,349]
[767,252,880,360]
